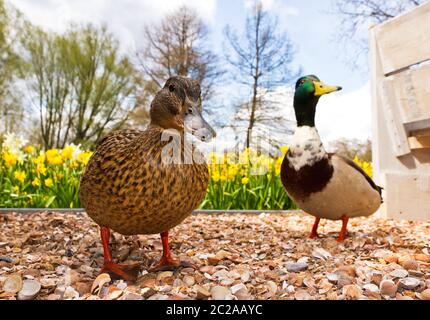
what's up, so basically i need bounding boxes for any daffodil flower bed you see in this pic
[0,134,92,208]
[0,134,373,209]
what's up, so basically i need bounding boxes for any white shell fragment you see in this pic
[91,273,111,295]
[17,279,41,300]
[3,275,23,293]
[399,277,420,290]
[312,248,332,261]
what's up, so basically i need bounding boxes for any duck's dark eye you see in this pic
[168,84,175,92]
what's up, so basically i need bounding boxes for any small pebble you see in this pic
[211,286,230,300]
[285,261,308,273]
[0,256,13,263]
[183,275,195,287]
[195,285,211,300]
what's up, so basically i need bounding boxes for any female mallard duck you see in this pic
[281,75,382,241]
[80,76,216,280]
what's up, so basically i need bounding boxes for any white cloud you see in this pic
[316,82,371,143]
[13,0,217,51]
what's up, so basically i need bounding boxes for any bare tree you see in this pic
[137,5,223,103]
[224,1,298,149]
[23,24,138,149]
[332,0,425,67]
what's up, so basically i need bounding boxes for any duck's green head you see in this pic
[294,75,342,127]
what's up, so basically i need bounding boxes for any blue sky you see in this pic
[13,0,372,142]
[211,0,368,92]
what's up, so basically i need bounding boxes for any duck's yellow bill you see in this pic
[313,81,342,97]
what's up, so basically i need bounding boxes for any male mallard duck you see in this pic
[281,75,382,241]
[80,76,216,280]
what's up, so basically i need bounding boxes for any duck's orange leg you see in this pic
[151,231,181,271]
[337,215,349,242]
[100,227,140,281]
[309,217,320,239]
[151,231,197,271]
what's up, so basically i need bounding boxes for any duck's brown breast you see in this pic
[79,128,209,235]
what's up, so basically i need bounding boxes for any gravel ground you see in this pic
[0,211,430,300]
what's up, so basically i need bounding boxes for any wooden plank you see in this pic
[390,63,430,123]
[375,2,430,75]
[380,78,411,156]
[383,172,430,221]
[410,127,430,137]
[369,26,382,182]
[408,135,430,149]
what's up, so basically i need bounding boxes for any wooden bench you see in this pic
[370,2,430,221]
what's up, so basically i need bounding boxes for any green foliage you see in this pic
[22,23,138,149]
[0,0,25,134]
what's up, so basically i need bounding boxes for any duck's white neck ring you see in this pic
[287,126,327,171]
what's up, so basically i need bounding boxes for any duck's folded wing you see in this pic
[328,153,383,197]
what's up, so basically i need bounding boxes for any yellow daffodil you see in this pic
[44,178,54,187]
[24,145,35,154]
[45,149,58,158]
[212,172,220,182]
[69,160,79,169]
[32,177,41,187]
[34,154,45,165]
[77,151,93,165]
[227,165,238,180]
[2,152,17,167]
[36,164,47,176]
[62,146,74,161]
[241,177,249,185]
[45,149,63,165]
[49,155,63,165]
[14,170,26,183]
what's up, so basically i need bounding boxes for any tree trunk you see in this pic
[246,78,258,149]
[245,9,261,150]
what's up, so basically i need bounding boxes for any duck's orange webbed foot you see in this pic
[101,262,140,281]
[151,255,181,271]
[308,217,320,239]
[337,215,349,242]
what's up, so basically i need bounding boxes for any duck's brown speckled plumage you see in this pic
[80,76,213,240]
[80,126,208,235]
